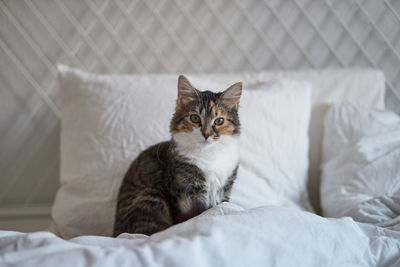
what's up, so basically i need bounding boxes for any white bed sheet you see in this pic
[1,203,399,267]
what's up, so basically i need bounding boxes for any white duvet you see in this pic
[1,203,399,267]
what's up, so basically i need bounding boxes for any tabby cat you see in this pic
[113,75,242,236]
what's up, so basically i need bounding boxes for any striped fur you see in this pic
[113,76,242,236]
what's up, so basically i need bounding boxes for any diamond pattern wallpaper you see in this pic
[0,0,399,221]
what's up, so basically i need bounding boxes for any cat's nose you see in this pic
[202,133,210,140]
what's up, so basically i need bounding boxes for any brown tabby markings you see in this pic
[113,75,242,236]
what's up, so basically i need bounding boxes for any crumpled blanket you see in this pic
[1,202,399,267]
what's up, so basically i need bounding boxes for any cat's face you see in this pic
[170,75,242,147]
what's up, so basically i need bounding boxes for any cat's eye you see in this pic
[190,114,201,123]
[214,117,224,126]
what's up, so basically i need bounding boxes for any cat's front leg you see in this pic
[221,166,238,202]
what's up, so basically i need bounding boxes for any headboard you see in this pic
[0,0,398,230]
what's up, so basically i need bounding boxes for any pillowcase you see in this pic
[321,102,400,218]
[52,65,312,238]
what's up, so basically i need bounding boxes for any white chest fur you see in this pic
[173,131,239,206]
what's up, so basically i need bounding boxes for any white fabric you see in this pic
[234,81,311,209]
[1,203,400,267]
[321,102,400,218]
[346,196,400,231]
[54,65,312,238]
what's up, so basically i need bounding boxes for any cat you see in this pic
[113,75,242,236]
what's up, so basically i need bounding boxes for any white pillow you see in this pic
[53,65,312,238]
[321,102,400,218]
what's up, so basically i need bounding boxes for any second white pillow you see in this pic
[232,81,312,210]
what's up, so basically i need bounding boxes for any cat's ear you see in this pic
[177,75,198,105]
[221,82,242,109]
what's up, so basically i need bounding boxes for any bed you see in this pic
[1,67,399,266]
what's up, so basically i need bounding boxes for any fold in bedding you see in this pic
[346,196,400,231]
[0,203,399,267]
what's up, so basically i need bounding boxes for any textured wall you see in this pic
[0,0,400,230]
